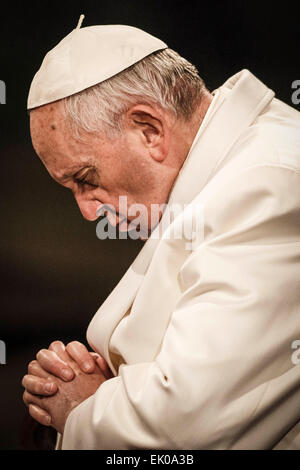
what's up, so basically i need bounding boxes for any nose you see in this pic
[73,193,101,221]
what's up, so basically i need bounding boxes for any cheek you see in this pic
[123,141,152,192]
[99,134,152,201]
[105,151,140,193]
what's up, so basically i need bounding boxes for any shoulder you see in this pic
[201,163,300,243]
[211,96,300,178]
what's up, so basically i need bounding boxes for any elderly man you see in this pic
[22,20,300,449]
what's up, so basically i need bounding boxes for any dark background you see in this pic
[0,0,299,450]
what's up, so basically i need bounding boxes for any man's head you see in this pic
[29,33,211,234]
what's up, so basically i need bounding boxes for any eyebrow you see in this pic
[56,166,93,183]
[73,166,95,180]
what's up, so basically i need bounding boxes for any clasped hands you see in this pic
[22,341,113,434]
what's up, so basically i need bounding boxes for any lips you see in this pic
[95,203,149,237]
[96,204,129,230]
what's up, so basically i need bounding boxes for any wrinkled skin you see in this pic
[22,340,113,433]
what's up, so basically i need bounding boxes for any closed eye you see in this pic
[74,167,99,189]
[76,178,98,188]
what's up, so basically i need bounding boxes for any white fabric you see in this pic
[58,69,300,449]
[27,24,167,109]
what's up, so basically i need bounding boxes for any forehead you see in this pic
[30,101,64,144]
[30,102,93,180]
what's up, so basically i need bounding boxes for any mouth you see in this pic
[96,204,131,230]
[96,204,149,238]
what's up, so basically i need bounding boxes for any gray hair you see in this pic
[62,48,207,140]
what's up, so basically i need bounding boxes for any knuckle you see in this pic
[49,340,64,350]
[36,382,44,394]
[23,390,29,405]
[66,340,79,350]
[21,375,28,388]
[28,405,38,419]
[36,349,47,361]
[51,358,66,373]
[28,360,37,373]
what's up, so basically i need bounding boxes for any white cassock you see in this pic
[58,69,300,449]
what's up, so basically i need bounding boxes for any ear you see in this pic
[125,104,170,162]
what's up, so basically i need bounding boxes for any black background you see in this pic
[0,0,299,450]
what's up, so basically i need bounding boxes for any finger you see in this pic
[90,352,112,378]
[36,349,74,381]
[28,360,49,378]
[90,352,100,362]
[49,340,71,363]
[66,341,95,374]
[92,354,114,379]
[22,374,58,396]
[28,404,51,427]
[49,340,81,375]
[23,390,43,408]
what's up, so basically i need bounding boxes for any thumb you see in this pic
[90,352,114,379]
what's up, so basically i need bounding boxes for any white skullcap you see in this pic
[27,16,168,110]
